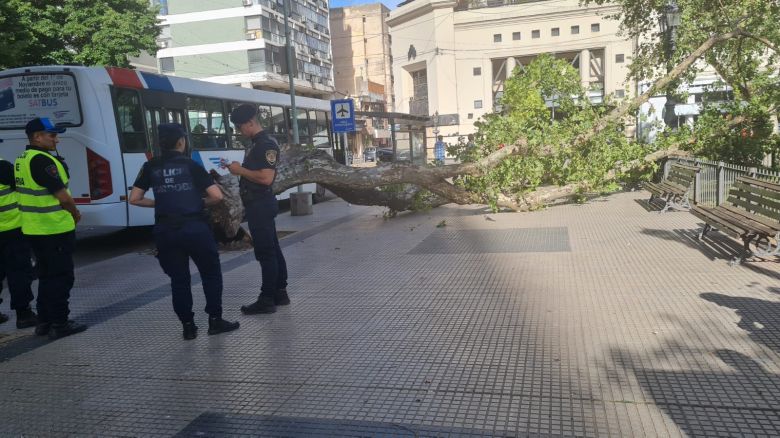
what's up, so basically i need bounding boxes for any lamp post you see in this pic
[659,0,681,129]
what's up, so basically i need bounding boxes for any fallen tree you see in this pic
[209,2,780,236]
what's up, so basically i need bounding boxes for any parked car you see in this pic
[377,148,411,162]
[363,147,377,162]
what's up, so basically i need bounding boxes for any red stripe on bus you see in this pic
[74,197,91,204]
[105,67,144,89]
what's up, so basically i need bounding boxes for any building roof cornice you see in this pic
[387,0,458,27]
[453,5,621,29]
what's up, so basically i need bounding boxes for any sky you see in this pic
[329,0,404,9]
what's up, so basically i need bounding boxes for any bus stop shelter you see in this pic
[332,111,430,166]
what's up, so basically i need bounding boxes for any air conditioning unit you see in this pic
[242,0,253,6]
[246,31,257,40]
[157,40,169,48]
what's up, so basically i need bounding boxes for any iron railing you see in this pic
[665,158,780,206]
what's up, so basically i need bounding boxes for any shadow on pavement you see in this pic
[174,413,522,437]
[702,292,780,356]
[607,346,780,437]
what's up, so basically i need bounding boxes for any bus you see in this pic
[0,66,332,227]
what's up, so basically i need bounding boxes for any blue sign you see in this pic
[331,99,356,133]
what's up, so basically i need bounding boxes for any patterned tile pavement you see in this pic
[1,191,779,437]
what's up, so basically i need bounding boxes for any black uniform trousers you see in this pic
[0,228,34,311]
[154,220,223,322]
[27,231,75,324]
[245,197,288,297]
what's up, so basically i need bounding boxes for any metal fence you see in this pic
[664,158,780,206]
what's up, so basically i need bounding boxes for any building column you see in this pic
[506,57,516,79]
[580,49,590,89]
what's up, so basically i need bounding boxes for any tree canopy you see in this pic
[0,0,159,69]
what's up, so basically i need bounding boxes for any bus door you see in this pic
[125,90,186,226]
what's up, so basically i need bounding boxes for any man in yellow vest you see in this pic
[0,138,37,328]
[14,118,86,340]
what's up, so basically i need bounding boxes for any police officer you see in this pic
[228,104,289,314]
[129,123,239,340]
[14,117,86,339]
[0,138,37,328]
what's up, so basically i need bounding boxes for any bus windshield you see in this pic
[0,73,82,129]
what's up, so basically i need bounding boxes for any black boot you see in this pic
[182,321,198,340]
[48,320,87,340]
[274,289,290,306]
[34,322,51,336]
[207,317,240,335]
[0,312,8,325]
[16,308,38,329]
[240,296,276,315]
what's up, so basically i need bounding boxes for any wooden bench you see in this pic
[691,175,780,264]
[643,162,700,213]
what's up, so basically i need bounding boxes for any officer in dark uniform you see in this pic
[15,118,86,340]
[228,104,289,314]
[129,123,239,340]
[0,138,37,328]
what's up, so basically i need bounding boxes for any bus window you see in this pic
[187,96,228,149]
[296,109,311,145]
[270,105,287,144]
[114,88,147,153]
[312,110,330,148]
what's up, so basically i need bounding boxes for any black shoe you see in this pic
[16,308,38,329]
[0,312,8,325]
[48,320,87,340]
[275,289,290,306]
[34,322,51,336]
[207,317,240,335]
[240,296,276,315]
[182,321,198,340]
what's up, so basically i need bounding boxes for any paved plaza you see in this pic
[1,191,780,437]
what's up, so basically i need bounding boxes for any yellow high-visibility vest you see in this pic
[14,149,75,235]
[0,157,21,233]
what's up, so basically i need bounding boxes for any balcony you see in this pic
[409,97,428,116]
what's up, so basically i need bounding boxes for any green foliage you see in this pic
[0,0,160,69]
[682,101,774,166]
[450,54,651,210]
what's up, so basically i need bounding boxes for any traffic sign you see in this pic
[331,99,356,133]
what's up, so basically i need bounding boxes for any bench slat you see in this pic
[727,194,780,221]
[733,181,780,202]
[711,205,779,236]
[736,175,780,192]
[691,207,747,238]
[720,204,780,233]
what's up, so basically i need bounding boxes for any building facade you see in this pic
[387,0,635,147]
[330,3,395,152]
[153,0,334,98]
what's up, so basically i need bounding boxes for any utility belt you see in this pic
[240,186,273,204]
[155,211,206,227]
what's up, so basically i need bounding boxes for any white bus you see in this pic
[0,66,332,227]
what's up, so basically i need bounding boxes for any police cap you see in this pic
[25,117,66,136]
[230,104,258,125]
[158,123,187,150]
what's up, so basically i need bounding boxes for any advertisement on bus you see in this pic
[0,74,81,128]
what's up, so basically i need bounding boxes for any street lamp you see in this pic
[659,0,681,129]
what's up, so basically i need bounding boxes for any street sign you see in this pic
[331,99,356,133]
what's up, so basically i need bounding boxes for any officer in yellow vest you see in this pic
[0,138,37,328]
[14,118,87,340]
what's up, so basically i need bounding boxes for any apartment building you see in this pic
[152,0,334,98]
[388,0,635,142]
[330,3,395,150]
